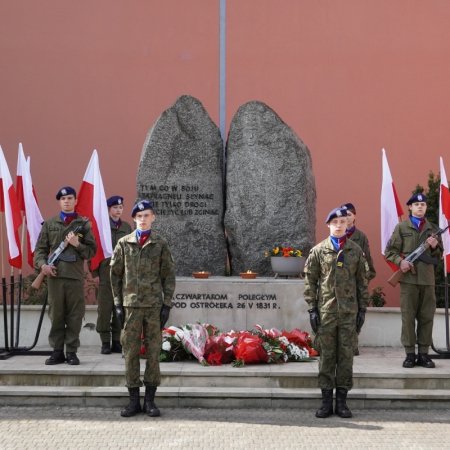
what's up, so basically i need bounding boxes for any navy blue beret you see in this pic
[325,207,348,224]
[107,196,124,207]
[56,186,76,200]
[131,200,154,217]
[407,193,427,205]
[341,203,356,214]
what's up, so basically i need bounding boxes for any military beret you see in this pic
[341,203,356,214]
[56,186,76,200]
[406,193,427,205]
[107,196,124,208]
[325,207,348,224]
[131,200,154,217]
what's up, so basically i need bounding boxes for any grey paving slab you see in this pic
[0,406,450,449]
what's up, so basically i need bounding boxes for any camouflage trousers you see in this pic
[47,277,85,353]
[400,283,436,354]
[121,307,162,388]
[96,277,121,344]
[316,311,357,391]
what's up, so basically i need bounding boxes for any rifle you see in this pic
[387,224,449,287]
[31,220,88,290]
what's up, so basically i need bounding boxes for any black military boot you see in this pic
[402,353,416,368]
[66,352,80,365]
[101,342,111,354]
[111,340,122,353]
[416,353,435,368]
[143,386,160,417]
[45,350,65,365]
[335,388,352,418]
[120,387,142,417]
[315,389,333,418]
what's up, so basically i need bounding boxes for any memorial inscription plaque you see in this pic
[137,95,227,276]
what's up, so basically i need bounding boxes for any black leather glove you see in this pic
[356,308,366,333]
[308,307,320,334]
[160,305,171,330]
[115,304,125,329]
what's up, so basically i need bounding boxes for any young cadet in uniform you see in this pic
[384,193,442,369]
[110,200,175,418]
[94,196,132,354]
[341,202,376,355]
[304,207,369,418]
[34,186,97,365]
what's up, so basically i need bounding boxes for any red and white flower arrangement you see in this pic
[155,323,318,367]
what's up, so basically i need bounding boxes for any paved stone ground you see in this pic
[0,406,449,449]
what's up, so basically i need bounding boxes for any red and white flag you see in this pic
[0,145,22,269]
[16,144,44,268]
[439,157,450,274]
[76,149,112,271]
[381,148,404,270]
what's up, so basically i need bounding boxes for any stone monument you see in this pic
[137,95,227,276]
[224,101,316,275]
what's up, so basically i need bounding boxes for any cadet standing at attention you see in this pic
[110,200,175,418]
[304,206,369,419]
[384,193,441,369]
[34,186,97,366]
[94,196,132,355]
[341,202,376,355]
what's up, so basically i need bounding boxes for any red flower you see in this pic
[234,332,268,364]
[206,351,223,366]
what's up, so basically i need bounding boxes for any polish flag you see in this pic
[439,157,450,273]
[381,148,404,270]
[76,149,112,271]
[0,146,22,268]
[16,144,44,268]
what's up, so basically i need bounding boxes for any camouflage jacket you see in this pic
[92,219,133,280]
[348,228,376,280]
[110,230,176,308]
[34,215,97,280]
[304,237,369,313]
[384,218,442,286]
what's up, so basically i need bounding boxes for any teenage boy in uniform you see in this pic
[304,206,369,418]
[110,200,175,417]
[34,186,97,365]
[341,202,376,355]
[384,193,441,368]
[94,195,132,354]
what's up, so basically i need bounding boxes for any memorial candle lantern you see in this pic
[240,270,257,279]
[192,271,211,279]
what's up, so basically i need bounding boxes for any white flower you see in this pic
[162,340,171,352]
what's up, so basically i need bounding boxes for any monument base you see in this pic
[2,277,450,349]
[169,276,307,331]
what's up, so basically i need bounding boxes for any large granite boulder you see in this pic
[224,101,316,275]
[137,95,227,276]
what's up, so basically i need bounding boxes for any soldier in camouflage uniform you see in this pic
[341,202,376,355]
[34,186,97,366]
[94,196,132,355]
[304,207,369,418]
[384,193,441,369]
[110,200,175,418]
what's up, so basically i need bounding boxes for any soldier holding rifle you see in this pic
[384,193,442,369]
[34,187,96,366]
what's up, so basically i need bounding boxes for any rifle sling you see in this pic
[417,253,438,266]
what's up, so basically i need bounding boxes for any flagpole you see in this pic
[444,281,450,349]
[14,215,26,347]
[0,212,9,351]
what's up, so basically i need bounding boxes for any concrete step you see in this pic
[1,386,450,409]
[2,347,450,409]
[2,362,450,390]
